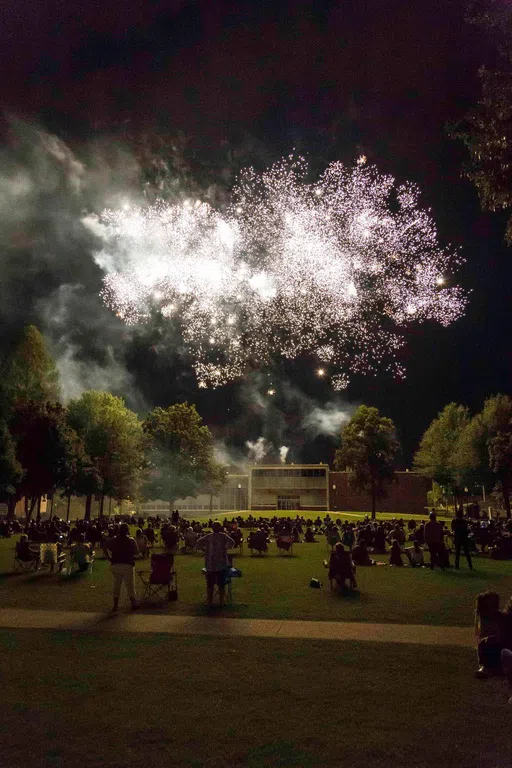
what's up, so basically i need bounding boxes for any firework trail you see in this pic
[95,156,466,388]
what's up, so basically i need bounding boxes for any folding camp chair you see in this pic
[13,543,40,572]
[39,543,66,573]
[137,553,178,603]
[248,531,268,556]
[201,565,239,603]
[276,535,294,555]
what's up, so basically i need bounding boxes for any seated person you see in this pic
[304,526,317,543]
[342,527,355,550]
[329,543,357,589]
[162,524,179,553]
[145,525,156,545]
[183,526,198,551]
[249,528,268,553]
[389,524,405,546]
[230,528,243,548]
[135,528,149,558]
[405,540,425,567]
[71,533,93,571]
[372,525,387,554]
[499,600,512,703]
[389,540,404,566]
[475,591,502,677]
[15,535,38,562]
[351,538,375,566]
[326,526,340,550]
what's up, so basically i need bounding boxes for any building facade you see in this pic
[249,465,328,511]
[136,465,429,516]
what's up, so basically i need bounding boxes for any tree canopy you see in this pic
[453,393,512,517]
[0,420,23,505]
[335,405,399,519]
[143,402,225,506]
[413,402,470,494]
[9,401,79,519]
[1,325,60,408]
[450,0,512,242]
[67,391,146,517]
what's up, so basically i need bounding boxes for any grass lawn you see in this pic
[0,629,510,768]
[2,534,512,625]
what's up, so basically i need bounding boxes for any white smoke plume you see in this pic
[245,437,270,463]
[303,403,352,437]
[279,446,289,463]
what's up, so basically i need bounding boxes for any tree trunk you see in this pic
[26,497,37,522]
[36,497,41,522]
[108,496,112,517]
[371,479,376,520]
[209,493,213,515]
[49,496,54,522]
[84,494,92,521]
[99,494,105,518]
[7,496,17,520]
[66,494,71,523]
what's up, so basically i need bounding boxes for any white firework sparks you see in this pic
[95,156,466,387]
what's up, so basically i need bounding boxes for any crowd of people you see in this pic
[3,506,512,703]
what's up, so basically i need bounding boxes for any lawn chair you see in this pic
[201,565,240,603]
[276,535,294,555]
[137,553,178,603]
[229,530,244,556]
[248,531,268,556]
[13,541,40,572]
[39,543,66,573]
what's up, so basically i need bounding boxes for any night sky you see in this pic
[1,0,511,465]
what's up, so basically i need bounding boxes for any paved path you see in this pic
[0,608,474,646]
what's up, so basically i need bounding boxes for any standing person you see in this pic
[106,523,139,612]
[451,508,473,570]
[424,511,444,570]
[197,521,234,607]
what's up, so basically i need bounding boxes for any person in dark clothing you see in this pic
[424,512,444,570]
[328,543,357,589]
[389,540,404,566]
[451,508,473,570]
[105,523,139,612]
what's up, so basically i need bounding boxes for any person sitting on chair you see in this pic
[72,533,93,571]
[135,528,149,558]
[15,535,38,562]
[183,527,198,552]
[249,528,268,554]
[329,542,357,589]
[405,540,425,567]
[162,524,179,553]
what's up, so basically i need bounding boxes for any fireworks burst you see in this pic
[95,156,466,387]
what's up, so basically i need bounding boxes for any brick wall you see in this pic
[329,471,430,515]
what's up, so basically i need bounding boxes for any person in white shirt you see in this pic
[406,540,425,567]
